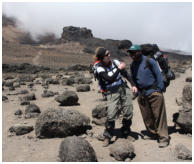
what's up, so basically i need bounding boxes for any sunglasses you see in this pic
[129,51,138,56]
[105,52,110,56]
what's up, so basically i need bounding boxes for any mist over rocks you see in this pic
[2,14,192,71]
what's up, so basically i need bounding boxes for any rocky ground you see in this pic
[2,15,192,162]
[2,63,192,162]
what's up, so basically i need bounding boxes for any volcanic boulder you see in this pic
[76,84,90,92]
[55,90,79,106]
[173,84,192,133]
[109,138,135,161]
[35,108,90,138]
[25,103,41,118]
[174,143,192,160]
[59,136,97,162]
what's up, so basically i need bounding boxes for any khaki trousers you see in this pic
[138,92,169,142]
[106,85,133,122]
[103,84,133,139]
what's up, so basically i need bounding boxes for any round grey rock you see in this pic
[35,108,90,138]
[59,136,97,162]
[109,138,135,161]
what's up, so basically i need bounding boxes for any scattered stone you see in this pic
[35,108,90,138]
[174,143,192,160]
[185,77,192,82]
[173,109,192,133]
[109,138,135,161]
[4,80,13,87]
[92,117,107,126]
[18,74,36,82]
[55,90,79,106]
[9,86,15,91]
[61,77,75,86]
[92,104,108,119]
[4,75,14,80]
[15,109,23,115]
[76,84,90,92]
[58,136,97,162]
[2,95,8,101]
[182,84,192,110]
[175,97,182,106]
[25,104,41,119]
[74,77,92,84]
[19,93,36,102]
[20,101,30,106]
[45,78,59,85]
[9,124,34,135]
[173,84,192,133]
[3,63,49,74]
[19,89,29,94]
[41,90,55,97]
[13,82,20,88]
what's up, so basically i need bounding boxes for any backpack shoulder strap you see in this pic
[145,56,152,69]
[145,56,158,80]
[112,60,118,69]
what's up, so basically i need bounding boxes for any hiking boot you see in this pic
[158,141,169,148]
[143,134,158,140]
[103,138,110,147]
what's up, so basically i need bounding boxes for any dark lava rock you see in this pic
[109,138,135,161]
[9,124,34,135]
[59,136,97,162]
[55,90,79,106]
[174,143,192,160]
[35,108,90,138]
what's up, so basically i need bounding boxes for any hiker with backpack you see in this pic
[141,43,175,88]
[127,44,169,148]
[94,47,138,147]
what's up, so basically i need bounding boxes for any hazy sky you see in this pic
[2,2,192,53]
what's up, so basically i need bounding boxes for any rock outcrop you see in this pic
[61,26,93,41]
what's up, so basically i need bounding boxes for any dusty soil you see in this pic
[2,65,192,162]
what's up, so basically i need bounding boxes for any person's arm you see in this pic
[149,58,165,92]
[120,69,136,86]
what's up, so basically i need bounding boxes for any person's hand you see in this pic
[118,62,126,70]
[132,86,138,94]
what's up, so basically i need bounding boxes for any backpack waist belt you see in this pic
[139,82,158,97]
